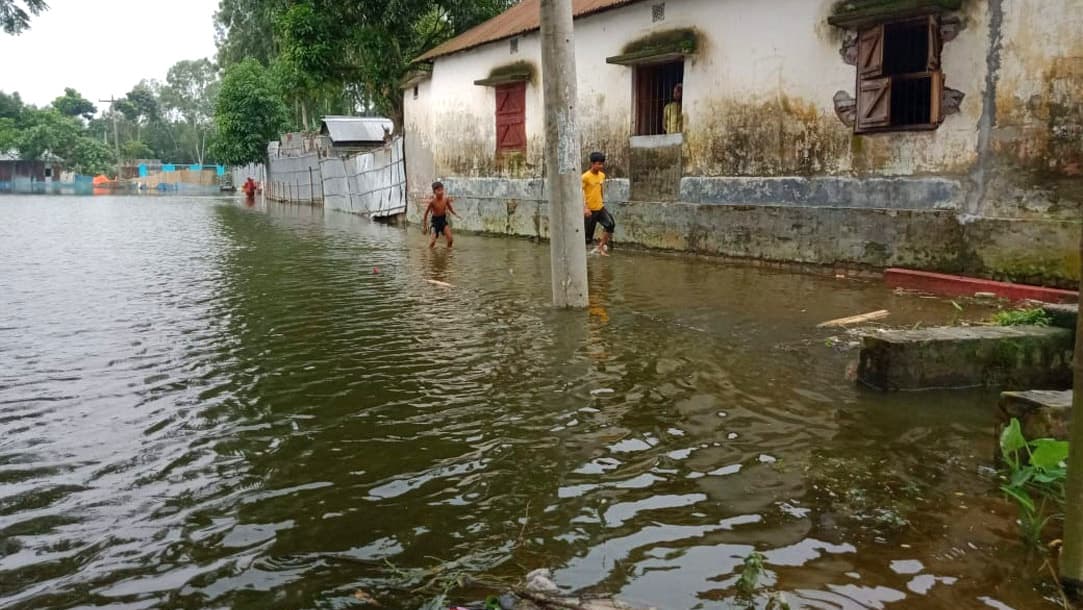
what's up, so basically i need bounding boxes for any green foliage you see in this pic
[68,137,114,176]
[0,117,17,152]
[0,0,48,35]
[736,551,766,599]
[733,551,790,610]
[0,90,25,121]
[214,0,516,128]
[121,139,154,161]
[15,108,83,160]
[999,418,1068,548]
[161,59,220,164]
[52,88,96,120]
[213,59,288,165]
[992,307,1052,327]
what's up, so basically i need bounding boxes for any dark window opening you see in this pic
[510,37,519,54]
[883,20,929,75]
[413,85,419,100]
[652,3,665,22]
[44,167,53,178]
[634,60,684,136]
[891,75,932,126]
[855,15,942,133]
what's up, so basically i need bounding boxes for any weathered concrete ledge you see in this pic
[995,390,1072,451]
[857,326,1074,391]
[679,176,963,210]
[406,177,1081,286]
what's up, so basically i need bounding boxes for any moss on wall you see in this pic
[621,28,700,56]
[684,96,852,177]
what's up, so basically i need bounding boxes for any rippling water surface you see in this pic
[0,195,1059,609]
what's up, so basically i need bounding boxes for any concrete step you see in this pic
[857,325,1073,391]
[995,390,1072,455]
[1043,302,1078,330]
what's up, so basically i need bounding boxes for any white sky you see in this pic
[0,0,220,110]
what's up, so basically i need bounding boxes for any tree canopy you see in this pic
[212,58,288,165]
[214,0,518,129]
[0,0,47,35]
[52,88,96,121]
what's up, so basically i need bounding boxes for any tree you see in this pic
[212,0,515,130]
[68,136,113,175]
[0,117,17,152]
[0,90,25,121]
[0,0,47,35]
[213,58,287,165]
[161,59,220,164]
[52,87,96,121]
[15,108,82,160]
[121,139,154,161]
[214,0,285,67]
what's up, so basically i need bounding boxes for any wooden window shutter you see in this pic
[929,70,944,124]
[495,83,526,153]
[856,76,892,131]
[926,15,942,71]
[858,25,885,79]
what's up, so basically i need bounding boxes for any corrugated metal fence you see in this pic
[234,137,405,219]
[321,138,406,218]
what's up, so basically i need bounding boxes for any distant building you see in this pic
[0,156,65,192]
[319,117,394,156]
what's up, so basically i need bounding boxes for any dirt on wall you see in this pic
[684,95,853,177]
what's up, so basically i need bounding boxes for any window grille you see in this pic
[634,61,684,136]
[652,3,665,22]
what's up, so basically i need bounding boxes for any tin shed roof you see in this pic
[416,0,640,61]
[320,116,394,143]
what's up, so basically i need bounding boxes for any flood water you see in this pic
[0,195,1060,609]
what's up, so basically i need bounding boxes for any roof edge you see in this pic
[415,0,640,63]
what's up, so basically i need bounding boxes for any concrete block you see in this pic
[857,326,1074,391]
[1043,303,1078,330]
[995,390,1072,451]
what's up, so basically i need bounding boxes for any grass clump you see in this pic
[992,307,1051,327]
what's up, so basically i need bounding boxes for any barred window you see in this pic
[855,16,943,133]
[633,60,684,136]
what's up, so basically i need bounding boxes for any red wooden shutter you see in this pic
[856,76,892,131]
[495,83,526,154]
[858,25,885,78]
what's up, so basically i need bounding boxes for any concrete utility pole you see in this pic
[1059,227,1083,601]
[540,0,588,308]
[99,97,122,180]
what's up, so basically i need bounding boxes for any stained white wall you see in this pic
[405,0,1075,187]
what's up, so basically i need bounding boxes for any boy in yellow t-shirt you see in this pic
[582,151,615,255]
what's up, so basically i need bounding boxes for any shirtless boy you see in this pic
[422,181,460,248]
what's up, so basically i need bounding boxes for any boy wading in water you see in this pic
[583,152,615,256]
[422,181,460,248]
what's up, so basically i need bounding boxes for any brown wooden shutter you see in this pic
[856,76,892,131]
[858,25,885,78]
[926,15,942,71]
[929,70,944,124]
[495,83,526,153]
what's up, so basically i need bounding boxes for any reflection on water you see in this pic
[0,195,1057,609]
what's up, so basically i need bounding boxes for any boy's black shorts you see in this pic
[585,208,615,240]
[431,215,448,236]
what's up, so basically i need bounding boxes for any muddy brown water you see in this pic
[0,195,1061,609]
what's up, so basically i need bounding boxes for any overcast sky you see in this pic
[0,0,220,110]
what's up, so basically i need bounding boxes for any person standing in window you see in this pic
[664,83,683,134]
[583,152,615,256]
